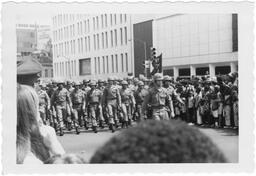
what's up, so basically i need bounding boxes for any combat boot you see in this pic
[67,122,72,131]
[93,126,98,133]
[59,128,64,136]
[114,120,119,128]
[121,121,125,128]
[75,127,80,135]
[109,124,115,133]
[99,120,104,129]
[84,121,88,130]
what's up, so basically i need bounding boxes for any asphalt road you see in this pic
[57,124,238,163]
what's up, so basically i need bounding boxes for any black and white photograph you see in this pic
[1,1,255,174]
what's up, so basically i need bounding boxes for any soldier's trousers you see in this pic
[56,105,67,128]
[135,104,144,122]
[223,105,231,126]
[89,103,103,127]
[72,104,83,127]
[106,100,118,124]
[152,108,169,121]
[121,103,132,122]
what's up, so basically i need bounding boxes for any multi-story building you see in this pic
[153,14,238,79]
[52,14,133,81]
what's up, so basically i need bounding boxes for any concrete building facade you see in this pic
[52,14,133,81]
[153,14,238,79]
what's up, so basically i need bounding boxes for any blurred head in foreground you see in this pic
[90,120,227,163]
[45,154,87,164]
[17,84,50,164]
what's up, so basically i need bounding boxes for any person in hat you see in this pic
[134,81,149,122]
[142,73,172,120]
[82,79,91,94]
[70,81,86,134]
[97,79,105,91]
[86,80,104,133]
[17,56,43,87]
[102,77,121,132]
[51,80,72,136]
[36,83,51,125]
[119,80,136,128]
[66,80,74,93]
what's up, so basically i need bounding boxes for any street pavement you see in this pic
[57,124,238,163]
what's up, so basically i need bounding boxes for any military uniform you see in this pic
[134,81,148,121]
[70,85,85,134]
[87,83,104,132]
[102,77,121,132]
[37,88,50,125]
[51,83,72,136]
[120,81,136,127]
[142,73,171,121]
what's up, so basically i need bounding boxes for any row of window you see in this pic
[54,60,77,77]
[53,14,128,42]
[43,68,53,78]
[94,53,129,75]
[53,27,128,57]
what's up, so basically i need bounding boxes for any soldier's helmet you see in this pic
[83,79,89,84]
[108,77,114,81]
[138,81,144,86]
[121,80,128,85]
[153,73,164,81]
[98,79,104,83]
[74,81,80,86]
[66,80,71,85]
[57,80,65,85]
[163,75,172,81]
[90,80,97,86]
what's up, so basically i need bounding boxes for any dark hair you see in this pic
[90,120,227,163]
[17,84,50,163]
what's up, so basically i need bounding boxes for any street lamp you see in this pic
[57,55,71,80]
[129,38,147,77]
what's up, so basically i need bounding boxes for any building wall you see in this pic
[133,20,153,77]
[153,14,238,78]
[52,14,133,81]
[16,28,36,55]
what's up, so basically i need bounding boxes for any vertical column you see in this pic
[209,64,215,77]
[230,62,237,73]
[173,67,179,80]
[190,65,196,77]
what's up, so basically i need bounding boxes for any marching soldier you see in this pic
[37,83,51,125]
[70,81,86,134]
[66,80,74,92]
[119,80,136,128]
[142,73,172,121]
[82,79,91,94]
[134,81,148,122]
[86,80,104,133]
[102,77,121,132]
[98,79,105,91]
[51,80,73,136]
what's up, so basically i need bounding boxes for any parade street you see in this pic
[57,125,238,163]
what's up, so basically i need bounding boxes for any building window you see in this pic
[73,40,76,54]
[110,14,113,26]
[120,14,122,24]
[124,27,127,44]
[81,38,83,53]
[85,37,87,52]
[102,56,105,73]
[111,55,114,73]
[114,29,117,46]
[87,19,90,32]
[94,57,97,74]
[88,36,90,51]
[80,21,82,35]
[93,17,95,30]
[74,60,76,76]
[106,56,109,73]
[215,66,231,75]
[101,15,104,28]
[71,61,74,76]
[102,32,104,49]
[93,35,96,50]
[105,14,107,27]
[98,57,100,74]
[179,68,190,77]
[105,32,108,48]
[115,54,118,73]
[84,20,87,33]
[79,58,91,75]
[114,14,117,25]
[78,39,80,53]
[96,16,99,29]
[121,54,124,72]
[77,23,80,35]
[125,53,128,72]
[97,34,100,50]
[110,30,113,47]
[120,28,123,45]
[124,14,127,22]
[45,69,48,77]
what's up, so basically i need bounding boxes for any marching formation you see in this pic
[36,72,239,136]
